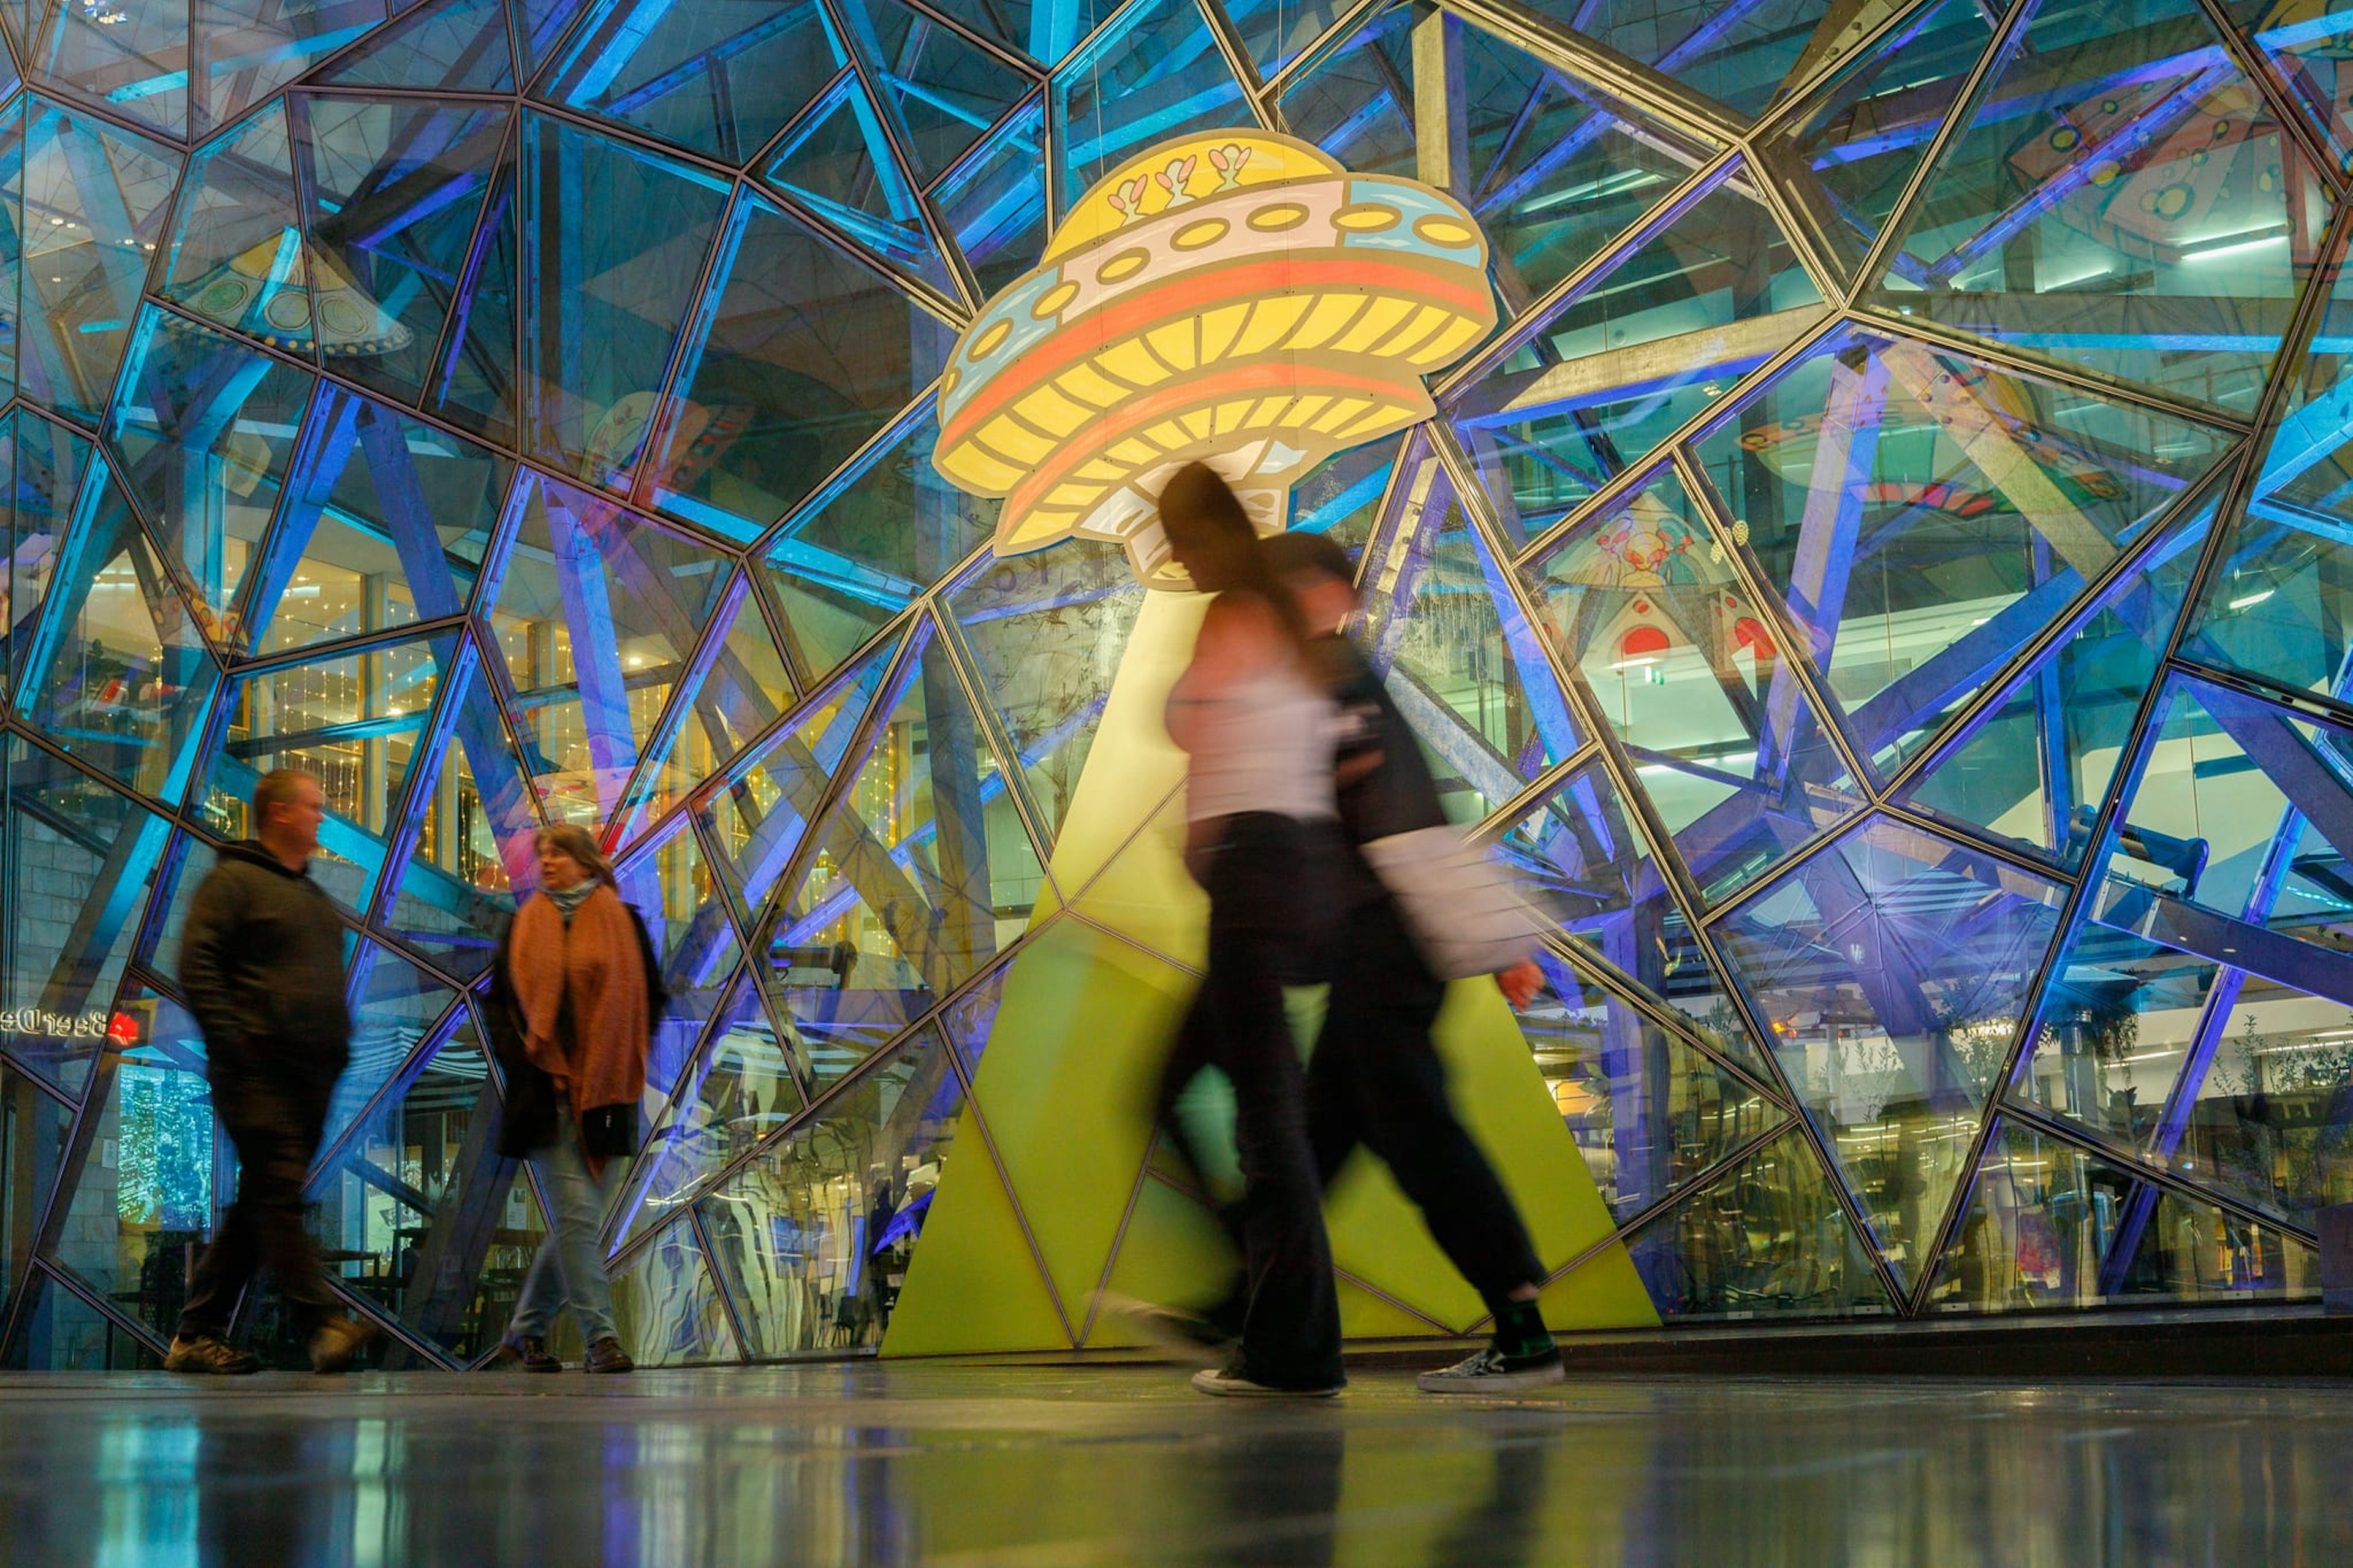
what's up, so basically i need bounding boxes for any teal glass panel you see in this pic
[548,0,842,163]
[296,98,513,407]
[855,0,1029,183]
[11,97,182,425]
[1715,814,2068,1287]
[2,411,95,694]
[158,100,313,359]
[1534,0,1919,121]
[328,940,460,1156]
[1222,0,1355,78]
[653,190,956,541]
[189,0,387,139]
[759,406,996,689]
[1881,0,2330,415]
[1053,0,1251,210]
[425,147,518,445]
[517,113,730,490]
[18,0,191,138]
[320,0,518,91]
[758,75,960,297]
[934,91,1047,298]
[0,98,20,405]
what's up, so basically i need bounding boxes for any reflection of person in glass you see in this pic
[1156,463,1348,1399]
[488,824,663,1374]
[169,768,379,1374]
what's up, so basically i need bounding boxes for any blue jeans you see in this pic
[507,1106,621,1347]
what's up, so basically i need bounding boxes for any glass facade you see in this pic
[1,0,2349,1369]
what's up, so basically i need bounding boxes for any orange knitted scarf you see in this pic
[509,882,648,1162]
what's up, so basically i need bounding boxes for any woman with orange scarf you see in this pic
[488,824,662,1374]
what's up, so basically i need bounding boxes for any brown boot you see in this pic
[585,1337,634,1374]
[308,1316,380,1374]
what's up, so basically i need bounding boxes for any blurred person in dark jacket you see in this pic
[168,768,377,1374]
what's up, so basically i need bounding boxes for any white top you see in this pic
[1171,661,1339,825]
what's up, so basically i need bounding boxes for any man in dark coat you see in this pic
[167,768,377,1374]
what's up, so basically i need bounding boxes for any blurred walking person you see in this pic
[169,768,378,1375]
[489,824,662,1374]
[1158,462,1349,1399]
[1264,531,1563,1392]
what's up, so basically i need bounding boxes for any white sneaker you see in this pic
[1415,1345,1566,1394]
[1190,1363,1344,1398]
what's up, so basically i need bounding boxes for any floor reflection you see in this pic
[4,1366,2351,1565]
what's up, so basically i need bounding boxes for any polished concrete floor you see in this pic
[0,1362,2347,1566]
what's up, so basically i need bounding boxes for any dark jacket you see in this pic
[178,839,352,1089]
[1325,633,1449,844]
[484,901,667,1159]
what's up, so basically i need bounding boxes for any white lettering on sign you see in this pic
[0,1009,113,1039]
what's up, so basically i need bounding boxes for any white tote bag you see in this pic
[1358,825,1545,980]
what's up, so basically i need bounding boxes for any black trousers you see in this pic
[1306,884,1545,1316]
[1163,812,1344,1390]
[178,1075,342,1339]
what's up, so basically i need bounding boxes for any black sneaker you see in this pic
[165,1334,260,1376]
[1416,1344,1565,1394]
[498,1333,562,1373]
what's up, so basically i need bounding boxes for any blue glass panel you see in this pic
[1536,0,1897,121]
[2,409,96,691]
[1519,466,1863,904]
[2231,0,2353,167]
[933,90,1045,298]
[759,404,996,688]
[1497,756,1661,956]
[295,97,513,407]
[1287,433,1399,558]
[1715,814,2067,1286]
[517,113,730,489]
[18,0,189,138]
[759,75,960,296]
[848,0,1028,181]
[1221,0,1352,78]
[1881,0,2330,416]
[548,0,842,164]
[15,460,222,806]
[487,469,735,827]
[327,939,459,1156]
[251,385,509,656]
[1053,0,1251,210]
[651,188,956,539]
[2,741,174,1095]
[610,968,781,1248]
[514,0,593,80]
[0,96,20,404]
[189,0,387,138]
[11,97,182,425]
[1358,475,1581,824]
[320,0,517,90]
[615,815,746,1090]
[107,307,316,645]
[159,101,311,360]
[615,570,792,842]
[423,145,517,445]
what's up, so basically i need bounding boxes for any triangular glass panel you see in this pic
[1,745,175,1095]
[517,115,731,489]
[610,967,795,1249]
[0,1063,77,1308]
[18,0,190,139]
[934,91,1045,299]
[1,409,96,687]
[489,471,735,827]
[916,0,1054,61]
[157,101,313,358]
[614,817,747,1092]
[1900,502,2218,866]
[1760,0,2003,281]
[1357,464,1582,824]
[16,462,222,806]
[2102,1176,2321,1305]
[947,534,1144,850]
[194,632,454,919]
[700,630,901,914]
[189,0,388,139]
[1,1267,164,1369]
[759,406,996,689]
[856,0,1027,182]
[758,75,958,296]
[1496,754,1663,958]
[1287,433,1403,562]
[698,1025,968,1355]
[1714,813,2068,1289]
[0,97,21,404]
[1451,167,1828,543]
[326,941,462,1157]
[1278,6,1719,307]
[650,189,956,541]
[1518,465,1863,904]
[1052,0,1252,208]
[250,385,509,656]
[1534,0,1915,121]
[307,1011,547,1362]
[2225,0,2353,167]
[320,0,516,89]
[1222,0,1356,80]
[547,0,843,164]
[1522,950,1786,1222]
[614,570,794,842]
[1879,0,2330,417]
[1689,325,2230,767]
[10,98,182,423]
[297,98,513,407]
[1609,874,1779,1077]
[514,0,591,79]
[761,616,1044,1085]
[424,143,518,445]
[52,1007,219,1341]
[381,650,539,974]
[1615,1126,1896,1320]
[604,1215,741,1365]
[941,955,1010,1075]
[107,306,317,644]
